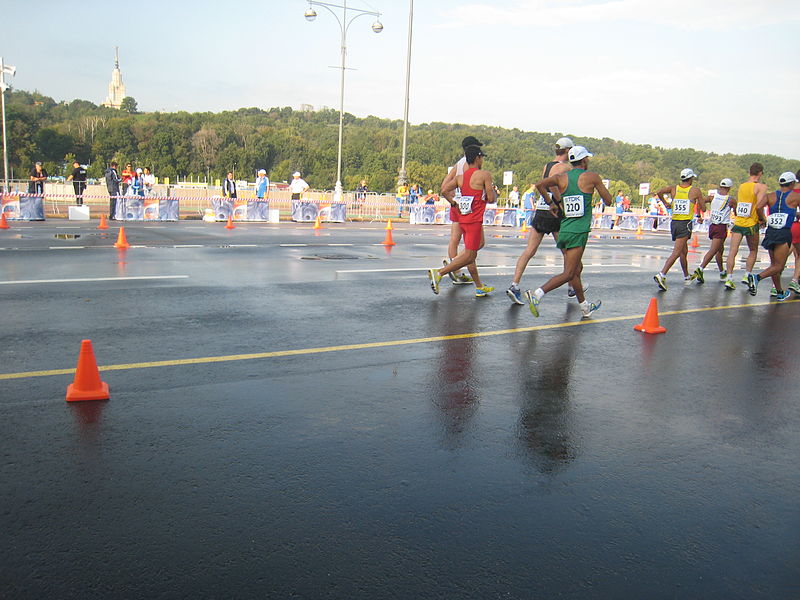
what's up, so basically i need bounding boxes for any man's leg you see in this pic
[660,238,689,276]
[510,229,545,286]
[757,244,791,289]
[790,244,800,292]
[725,232,744,279]
[744,233,760,274]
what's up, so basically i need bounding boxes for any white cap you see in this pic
[680,168,697,180]
[293,171,301,177]
[555,137,574,150]
[719,178,733,188]
[568,146,593,162]
[258,169,266,175]
[135,168,143,174]
[778,171,797,185]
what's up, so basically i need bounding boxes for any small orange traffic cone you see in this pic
[0,212,9,229]
[634,298,667,334]
[690,232,699,248]
[66,339,110,402]
[636,220,643,235]
[98,214,109,230]
[313,215,323,230]
[520,219,528,233]
[381,228,396,246]
[385,219,393,231]
[113,226,130,249]
[225,215,235,230]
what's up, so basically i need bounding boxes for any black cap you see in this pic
[461,136,483,149]
[465,145,485,163]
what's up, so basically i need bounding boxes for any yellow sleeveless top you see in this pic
[734,181,758,227]
[671,185,694,221]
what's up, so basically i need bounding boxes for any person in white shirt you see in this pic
[142,167,156,196]
[289,172,309,200]
[508,185,520,207]
[692,178,735,283]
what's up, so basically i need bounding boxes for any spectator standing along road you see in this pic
[223,172,237,198]
[508,185,520,208]
[255,170,270,200]
[142,167,155,196]
[67,161,87,206]
[105,161,121,219]
[289,172,309,200]
[28,162,47,195]
[121,163,134,195]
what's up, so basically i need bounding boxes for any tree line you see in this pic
[6,88,799,198]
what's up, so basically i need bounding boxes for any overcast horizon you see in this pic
[5,0,799,160]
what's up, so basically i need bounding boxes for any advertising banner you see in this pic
[292,201,319,222]
[118,197,179,221]
[2,195,45,220]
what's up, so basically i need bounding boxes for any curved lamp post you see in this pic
[305,1,383,201]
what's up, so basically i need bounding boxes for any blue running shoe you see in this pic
[507,286,524,305]
[581,300,601,318]
[475,285,494,298]
[774,290,791,301]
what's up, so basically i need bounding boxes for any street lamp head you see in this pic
[371,20,384,33]
[304,8,317,21]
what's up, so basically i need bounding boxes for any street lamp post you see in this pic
[397,0,413,187]
[0,57,17,195]
[305,1,383,202]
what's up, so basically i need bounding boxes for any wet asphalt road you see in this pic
[1,220,798,599]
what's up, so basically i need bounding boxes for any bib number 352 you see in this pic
[562,195,584,218]
[767,212,788,229]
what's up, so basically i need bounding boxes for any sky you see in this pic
[4,0,799,159]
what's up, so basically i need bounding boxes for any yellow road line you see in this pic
[1,299,796,381]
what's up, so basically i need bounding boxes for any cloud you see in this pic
[442,0,800,31]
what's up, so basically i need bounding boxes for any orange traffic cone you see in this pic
[66,339,110,402]
[0,212,9,229]
[636,220,642,235]
[385,219,393,231]
[634,298,667,334]
[98,214,109,230]
[313,215,323,230]
[225,215,235,230]
[113,226,130,249]
[520,219,528,233]
[690,232,699,248]
[381,228,396,246]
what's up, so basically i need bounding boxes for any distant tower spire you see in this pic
[102,47,126,109]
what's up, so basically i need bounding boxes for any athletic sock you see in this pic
[510,282,519,289]
[533,288,545,301]
[659,272,666,279]
[579,300,589,309]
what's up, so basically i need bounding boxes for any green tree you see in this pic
[120,97,138,114]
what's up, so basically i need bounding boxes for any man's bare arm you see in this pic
[441,168,458,204]
[691,186,707,213]
[590,173,613,207]
[653,186,674,204]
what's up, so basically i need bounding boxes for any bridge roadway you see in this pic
[1,220,798,599]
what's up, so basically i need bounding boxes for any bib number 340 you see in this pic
[562,195,584,218]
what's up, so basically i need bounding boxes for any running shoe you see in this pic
[741,275,749,284]
[719,270,727,281]
[724,278,736,291]
[684,276,693,285]
[654,273,667,291]
[475,286,494,298]
[454,273,474,285]
[581,300,602,318]
[507,286,524,305]
[693,267,705,284]
[567,285,589,298]
[428,268,442,295]
[770,287,778,297]
[788,280,800,294]
[442,258,458,282]
[774,290,791,301]
[747,273,758,297]
[524,290,540,317]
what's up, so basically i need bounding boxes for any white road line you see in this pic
[0,275,190,285]
[49,246,86,250]
[281,244,308,247]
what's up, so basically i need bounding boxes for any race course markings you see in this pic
[0,275,189,285]
[1,299,796,381]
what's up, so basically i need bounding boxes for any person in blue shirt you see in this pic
[521,184,536,226]
[255,169,269,200]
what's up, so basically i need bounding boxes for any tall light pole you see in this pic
[397,0,413,187]
[305,1,383,202]
[0,57,17,195]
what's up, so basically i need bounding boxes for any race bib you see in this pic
[736,202,752,218]
[672,199,690,215]
[562,195,584,218]
[455,193,473,215]
[710,210,727,224]
[767,212,788,229]
[535,194,551,211]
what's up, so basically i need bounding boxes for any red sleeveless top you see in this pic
[458,168,486,225]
